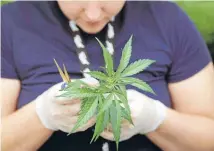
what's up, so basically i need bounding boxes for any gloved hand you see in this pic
[100,89,167,141]
[35,77,99,133]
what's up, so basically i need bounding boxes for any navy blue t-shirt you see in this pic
[1,1,212,151]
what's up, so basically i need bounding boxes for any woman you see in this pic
[1,1,214,151]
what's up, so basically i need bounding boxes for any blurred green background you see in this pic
[1,1,214,54]
[177,1,214,44]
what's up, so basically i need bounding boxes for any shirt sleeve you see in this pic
[166,3,213,83]
[1,7,19,79]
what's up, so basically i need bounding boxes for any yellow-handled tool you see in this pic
[53,59,70,83]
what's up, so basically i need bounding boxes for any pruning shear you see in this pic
[53,59,71,89]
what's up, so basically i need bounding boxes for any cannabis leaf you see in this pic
[120,77,155,94]
[55,35,156,151]
[114,91,133,124]
[121,106,132,124]
[121,59,155,77]
[69,97,98,134]
[116,35,133,75]
[96,38,114,76]
[86,71,108,81]
[110,101,121,151]
[58,88,98,99]
[97,93,114,115]
[90,96,110,142]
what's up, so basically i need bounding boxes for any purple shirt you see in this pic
[1,1,212,151]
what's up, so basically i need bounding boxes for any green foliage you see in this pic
[71,97,98,133]
[121,77,155,94]
[116,36,132,75]
[1,0,13,6]
[96,38,114,76]
[56,35,156,150]
[121,59,155,77]
[90,97,109,142]
[177,1,214,43]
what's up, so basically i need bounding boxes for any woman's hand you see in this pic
[100,89,167,141]
[35,78,99,133]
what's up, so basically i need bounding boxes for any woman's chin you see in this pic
[77,22,107,35]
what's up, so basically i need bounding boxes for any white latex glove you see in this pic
[100,89,167,141]
[35,77,99,133]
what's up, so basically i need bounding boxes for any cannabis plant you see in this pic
[55,35,156,150]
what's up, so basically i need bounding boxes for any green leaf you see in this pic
[58,91,97,99]
[120,77,155,94]
[69,97,98,134]
[114,92,133,125]
[79,98,88,114]
[110,101,121,150]
[86,71,108,81]
[58,87,99,99]
[90,107,110,142]
[62,79,90,91]
[121,59,155,77]
[116,85,127,98]
[96,38,114,76]
[72,79,90,87]
[91,96,110,142]
[90,96,104,142]
[113,92,129,113]
[97,93,114,115]
[116,36,133,75]
[96,84,110,93]
[121,107,133,124]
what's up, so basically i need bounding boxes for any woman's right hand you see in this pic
[35,78,99,133]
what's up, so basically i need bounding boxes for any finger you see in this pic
[100,128,134,142]
[57,116,78,125]
[54,89,80,105]
[121,119,134,129]
[51,82,81,105]
[77,116,96,132]
[104,121,134,134]
[58,125,73,133]
[55,98,81,105]
[56,116,78,133]
[102,122,132,133]
[52,103,81,117]
[63,103,81,116]
[60,116,96,133]
[100,130,115,141]
[105,123,113,132]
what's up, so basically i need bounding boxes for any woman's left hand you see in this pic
[100,89,167,142]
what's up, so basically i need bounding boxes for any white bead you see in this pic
[83,68,90,73]
[78,51,90,65]
[111,16,115,22]
[83,68,91,78]
[74,35,85,48]
[107,24,114,39]
[69,21,79,32]
[106,41,114,55]
[102,142,109,151]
